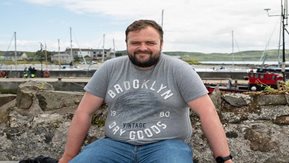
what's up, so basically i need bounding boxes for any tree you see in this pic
[35,50,53,63]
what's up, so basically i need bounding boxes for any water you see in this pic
[200,61,288,65]
[193,64,249,72]
[0,63,101,71]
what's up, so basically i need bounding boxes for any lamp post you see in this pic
[265,0,288,82]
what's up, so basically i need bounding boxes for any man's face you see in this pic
[126,26,163,68]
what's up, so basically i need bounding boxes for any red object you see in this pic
[247,70,283,91]
[205,69,284,94]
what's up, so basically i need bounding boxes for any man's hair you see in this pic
[125,19,163,43]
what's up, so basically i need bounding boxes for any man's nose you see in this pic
[138,43,148,51]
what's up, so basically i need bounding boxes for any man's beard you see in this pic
[128,50,160,68]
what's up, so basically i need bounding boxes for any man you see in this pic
[59,19,233,163]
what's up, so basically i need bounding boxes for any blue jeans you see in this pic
[70,137,193,163]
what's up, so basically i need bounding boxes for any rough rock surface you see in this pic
[0,81,289,163]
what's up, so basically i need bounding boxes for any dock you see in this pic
[0,69,250,80]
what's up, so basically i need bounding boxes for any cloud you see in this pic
[15,0,286,52]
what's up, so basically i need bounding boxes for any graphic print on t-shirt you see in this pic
[106,88,171,141]
[107,79,174,100]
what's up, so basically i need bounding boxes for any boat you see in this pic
[205,79,249,94]
[205,1,288,94]
[205,69,284,94]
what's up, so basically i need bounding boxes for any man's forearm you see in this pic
[200,109,231,159]
[60,112,92,162]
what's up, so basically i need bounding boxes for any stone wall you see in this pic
[0,81,288,162]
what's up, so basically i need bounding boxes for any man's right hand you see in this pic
[58,154,73,163]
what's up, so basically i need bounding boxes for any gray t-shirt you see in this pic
[84,54,208,145]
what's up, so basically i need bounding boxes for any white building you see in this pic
[51,52,74,64]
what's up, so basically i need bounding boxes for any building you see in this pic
[64,48,115,61]
[50,52,74,64]
[2,51,28,61]
[64,48,92,58]
[91,48,115,60]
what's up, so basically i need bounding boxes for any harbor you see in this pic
[0,68,250,79]
[0,62,252,79]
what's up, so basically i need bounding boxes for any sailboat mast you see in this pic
[281,0,287,81]
[161,9,164,28]
[102,34,105,62]
[58,39,61,69]
[112,38,116,58]
[45,43,48,69]
[14,32,17,68]
[232,30,235,67]
[265,0,288,81]
[70,27,73,65]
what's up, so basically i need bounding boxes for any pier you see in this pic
[0,69,250,79]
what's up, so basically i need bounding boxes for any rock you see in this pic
[284,94,289,104]
[254,94,287,106]
[244,128,278,152]
[274,115,289,125]
[0,99,16,124]
[210,88,222,110]
[18,80,54,92]
[36,91,83,111]
[16,81,54,111]
[1,82,289,162]
[264,156,289,163]
[0,94,16,107]
[16,90,33,110]
[222,93,249,107]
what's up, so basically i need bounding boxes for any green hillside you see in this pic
[164,49,289,62]
[1,49,288,63]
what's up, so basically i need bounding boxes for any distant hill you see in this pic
[164,49,289,62]
[1,49,288,62]
[0,50,35,57]
[115,49,289,62]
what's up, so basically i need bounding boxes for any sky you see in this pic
[0,0,285,53]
